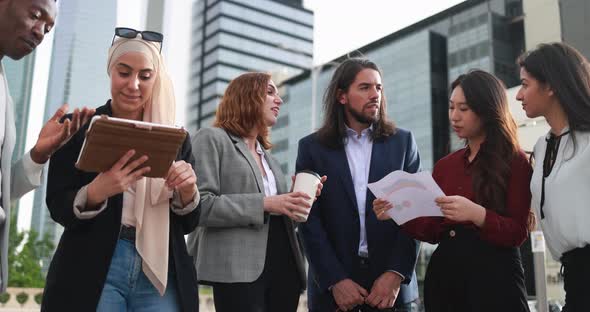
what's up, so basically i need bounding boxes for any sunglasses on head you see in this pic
[112,27,164,52]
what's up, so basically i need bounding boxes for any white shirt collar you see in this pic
[545,126,571,140]
[255,140,264,155]
[345,124,373,139]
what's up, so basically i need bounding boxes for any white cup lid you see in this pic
[296,170,321,180]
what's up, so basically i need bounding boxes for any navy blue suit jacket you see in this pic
[296,128,421,306]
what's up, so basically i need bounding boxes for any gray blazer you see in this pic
[1,63,41,291]
[187,127,306,288]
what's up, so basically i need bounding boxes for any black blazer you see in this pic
[41,102,200,312]
[297,129,421,307]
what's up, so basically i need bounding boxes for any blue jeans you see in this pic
[97,239,180,312]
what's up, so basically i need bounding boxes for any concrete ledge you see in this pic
[0,288,309,311]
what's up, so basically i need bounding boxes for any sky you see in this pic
[305,0,465,64]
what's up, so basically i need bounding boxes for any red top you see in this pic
[403,147,532,247]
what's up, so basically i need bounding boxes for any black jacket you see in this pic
[41,102,200,311]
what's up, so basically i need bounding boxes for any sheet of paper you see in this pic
[368,171,444,225]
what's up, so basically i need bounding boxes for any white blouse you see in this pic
[531,128,590,260]
[256,140,277,197]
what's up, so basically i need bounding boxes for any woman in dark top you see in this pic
[42,29,200,311]
[374,70,532,312]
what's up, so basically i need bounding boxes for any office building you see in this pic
[523,0,590,58]
[275,0,525,176]
[187,0,314,133]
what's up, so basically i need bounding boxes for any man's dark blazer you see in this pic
[296,128,421,310]
[41,102,200,312]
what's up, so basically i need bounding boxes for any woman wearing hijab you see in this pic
[41,28,200,312]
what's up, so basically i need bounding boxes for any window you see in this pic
[272,139,289,153]
[274,115,289,129]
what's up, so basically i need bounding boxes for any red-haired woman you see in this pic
[187,72,325,312]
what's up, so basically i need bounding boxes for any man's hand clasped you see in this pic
[333,271,402,311]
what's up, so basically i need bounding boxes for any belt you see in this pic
[120,225,136,242]
[561,245,590,264]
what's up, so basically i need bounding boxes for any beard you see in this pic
[346,102,379,125]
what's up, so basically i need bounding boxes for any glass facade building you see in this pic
[274,0,524,177]
[523,0,590,59]
[559,0,590,59]
[187,0,313,133]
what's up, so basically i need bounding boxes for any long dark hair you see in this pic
[317,58,395,148]
[452,70,520,214]
[518,42,590,154]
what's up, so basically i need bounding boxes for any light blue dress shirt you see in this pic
[344,125,373,257]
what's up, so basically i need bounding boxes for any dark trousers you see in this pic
[561,245,590,312]
[211,216,302,312]
[424,226,529,312]
[314,257,418,312]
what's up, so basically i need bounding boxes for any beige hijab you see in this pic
[107,37,175,295]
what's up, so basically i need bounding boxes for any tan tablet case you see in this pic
[75,115,187,178]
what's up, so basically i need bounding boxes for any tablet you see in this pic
[75,115,187,178]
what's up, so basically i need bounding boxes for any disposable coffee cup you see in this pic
[292,170,321,222]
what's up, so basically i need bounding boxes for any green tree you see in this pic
[7,211,54,288]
